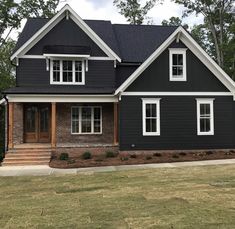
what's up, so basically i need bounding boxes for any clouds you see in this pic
[58,0,203,26]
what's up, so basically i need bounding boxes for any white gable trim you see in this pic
[11,5,121,62]
[115,26,235,95]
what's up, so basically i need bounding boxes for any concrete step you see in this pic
[4,156,51,161]
[8,149,52,153]
[6,153,51,157]
[2,161,49,166]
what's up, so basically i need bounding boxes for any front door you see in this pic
[24,104,51,143]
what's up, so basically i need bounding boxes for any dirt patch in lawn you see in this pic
[49,149,235,169]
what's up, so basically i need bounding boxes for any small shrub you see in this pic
[205,151,213,155]
[153,152,162,157]
[120,157,129,161]
[59,153,69,161]
[172,154,179,159]
[145,155,152,160]
[82,151,92,160]
[105,151,117,158]
[179,152,186,156]
[130,154,137,158]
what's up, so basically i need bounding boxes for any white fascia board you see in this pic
[122,92,233,96]
[179,29,235,93]
[43,54,90,58]
[7,94,118,103]
[115,26,235,95]
[11,5,121,62]
[69,10,121,62]
[10,5,67,60]
[115,27,182,95]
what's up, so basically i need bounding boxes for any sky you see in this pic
[10,0,204,40]
[57,0,204,26]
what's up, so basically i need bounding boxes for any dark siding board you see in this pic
[126,41,229,92]
[26,18,106,56]
[16,59,115,88]
[119,96,235,150]
[16,59,49,86]
[116,65,138,87]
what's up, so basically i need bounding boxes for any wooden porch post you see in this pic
[51,102,56,148]
[8,102,14,149]
[113,102,119,145]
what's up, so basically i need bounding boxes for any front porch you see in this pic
[4,100,119,165]
[7,102,119,149]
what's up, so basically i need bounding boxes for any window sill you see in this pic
[197,132,214,136]
[143,133,160,136]
[71,133,103,135]
[50,82,85,85]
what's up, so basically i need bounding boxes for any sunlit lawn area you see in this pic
[0,164,235,228]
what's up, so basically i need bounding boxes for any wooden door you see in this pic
[24,104,50,143]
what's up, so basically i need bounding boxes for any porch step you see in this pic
[2,148,52,166]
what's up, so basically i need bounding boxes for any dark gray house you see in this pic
[2,5,235,165]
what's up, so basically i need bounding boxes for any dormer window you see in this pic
[169,48,187,81]
[50,59,85,85]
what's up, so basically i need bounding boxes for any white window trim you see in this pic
[169,48,187,81]
[196,98,214,136]
[50,59,85,85]
[142,98,161,136]
[71,106,102,135]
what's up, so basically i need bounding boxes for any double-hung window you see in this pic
[196,99,214,135]
[142,98,161,136]
[169,48,187,81]
[71,106,102,134]
[50,60,85,84]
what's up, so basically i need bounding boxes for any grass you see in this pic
[0,165,235,228]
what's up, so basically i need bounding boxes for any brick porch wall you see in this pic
[13,103,23,145]
[56,103,114,144]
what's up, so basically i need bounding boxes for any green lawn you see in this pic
[0,165,235,228]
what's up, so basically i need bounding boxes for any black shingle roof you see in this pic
[14,18,177,63]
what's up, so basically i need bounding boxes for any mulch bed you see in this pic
[49,149,235,169]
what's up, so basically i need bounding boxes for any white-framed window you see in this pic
[50,59,85,85]
[71,106,102,134]
[142,98,161,136]
[196,98,214,135]
[169,48,187,81]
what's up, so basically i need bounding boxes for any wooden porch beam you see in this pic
[113,102,119,145]
[51,102,56,148]
[8,102,14,149]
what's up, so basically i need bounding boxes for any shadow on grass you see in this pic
[56,186,109,194]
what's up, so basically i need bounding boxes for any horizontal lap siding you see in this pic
[119,96,235,150]
[27,18,106,56]
[126,42,229,92]
[16,59,115,88]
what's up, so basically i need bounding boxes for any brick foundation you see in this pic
[52,146,119,158]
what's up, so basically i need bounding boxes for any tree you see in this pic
[0,0,20,46]
[161,16,188,29]
[0,39,15,98]
[18,0,60,19]
[113,0,162,25]
[0,0,61,47]
[174,0,235,77]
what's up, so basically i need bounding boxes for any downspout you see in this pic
[3,96,8,153]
